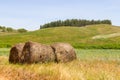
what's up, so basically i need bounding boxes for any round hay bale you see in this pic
[21,41,55,64]
[9,43,25,63]
[51,43,76,63]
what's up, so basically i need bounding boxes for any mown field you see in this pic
[1,24,120,49]
[0,48,120,80]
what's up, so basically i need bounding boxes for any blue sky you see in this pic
[0,0,120,30]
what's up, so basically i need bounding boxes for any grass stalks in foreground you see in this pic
[0,59,120,80]
[0,49,120,80]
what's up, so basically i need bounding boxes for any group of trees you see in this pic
[0,26,13,32]
[40,19,112,29]
[0,26,27,33]
[17,28,27,33]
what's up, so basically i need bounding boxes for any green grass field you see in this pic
[0,48,10,56]
[76,49,120,61]
[0,48,120,80]
[1,24,120,49]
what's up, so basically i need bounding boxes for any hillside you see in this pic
[1,24,120,49]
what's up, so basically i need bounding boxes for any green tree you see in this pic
[2,27,6,32]
[17,28,27,33]
[0,26,2,29]
[6,27,14,32]
[40,19,112,29]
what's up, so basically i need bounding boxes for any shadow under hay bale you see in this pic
[21,41,55,64]
[9,43,25,63]
[51,43,77,63]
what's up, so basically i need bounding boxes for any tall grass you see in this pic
[0,49,120,80]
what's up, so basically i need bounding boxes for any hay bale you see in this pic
[51,43,76,63]
[9,43,25,63]
[21,41,55,64]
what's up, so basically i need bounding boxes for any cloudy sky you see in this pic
[0,0,120,30]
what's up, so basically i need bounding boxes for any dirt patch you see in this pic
[92,33,120,39]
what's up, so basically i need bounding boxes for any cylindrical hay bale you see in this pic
[9,43,25,63]
[51,43,76,63]
[21,41,55,64]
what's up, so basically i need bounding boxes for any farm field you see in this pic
[0,48,120,80]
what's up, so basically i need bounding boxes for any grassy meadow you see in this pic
[1,24,120,49]
[0,48,120,80]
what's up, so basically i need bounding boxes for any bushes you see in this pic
[17,28,27,33]
[0,26,27,33]
[0,26,14,32]
[6,27,14,32]
[73,43,120,49]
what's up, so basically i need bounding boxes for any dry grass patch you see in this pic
[92,32,120,39]
[0,49,120,80]
[0,56,120,80]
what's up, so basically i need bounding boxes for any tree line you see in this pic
[40,19,112,29]
[0,26,27,33]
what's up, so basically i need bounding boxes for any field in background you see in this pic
[0,48,120,80]
[0,48,10,56]
[1,24,120,49]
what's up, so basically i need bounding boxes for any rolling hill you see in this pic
[1,24,120,49]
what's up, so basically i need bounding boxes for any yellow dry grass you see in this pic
[92,32,120,39]
[0,56,120,80]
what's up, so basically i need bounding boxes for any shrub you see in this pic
[17,28,27,33]
[6,27,14,32]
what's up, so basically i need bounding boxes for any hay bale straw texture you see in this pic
[21,41,55,64]
[9,43,25,63]
[51,43,76,63]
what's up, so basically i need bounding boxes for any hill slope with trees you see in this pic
[40,19,111,29]
[1,24,120,49]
